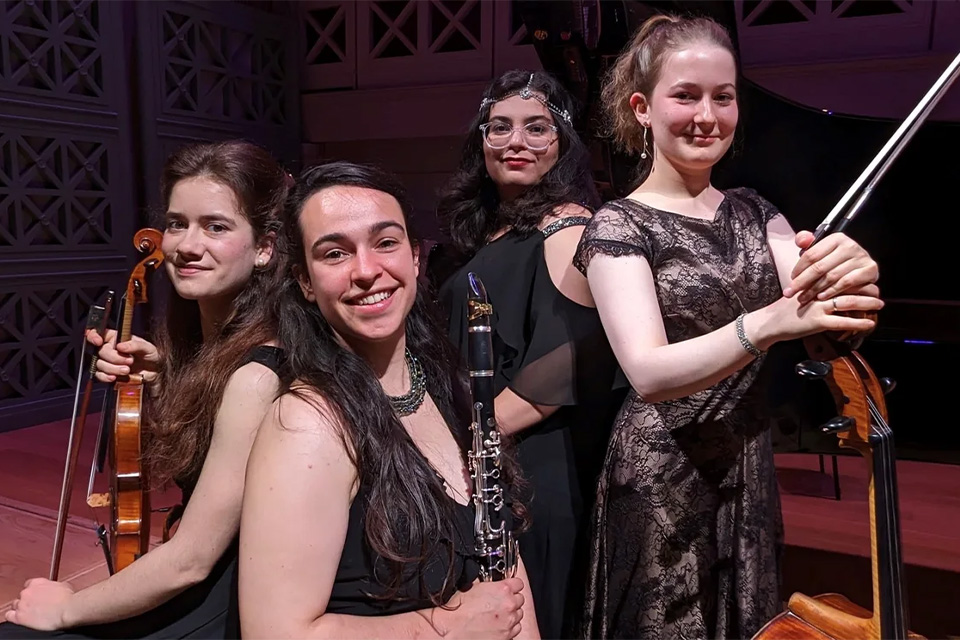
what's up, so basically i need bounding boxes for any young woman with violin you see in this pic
[238,161,538,639]
[572,15,884,640]
[432,70,622,640]
[1,140,290,638]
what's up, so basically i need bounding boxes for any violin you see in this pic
[753,50,960,640]
[49,228,164,578]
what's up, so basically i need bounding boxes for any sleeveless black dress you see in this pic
[437,218,623,639]
[325,484,482,615]
[0,346,284,640]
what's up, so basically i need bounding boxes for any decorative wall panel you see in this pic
[356,0,493,88]
[0,0,135,430]
[136,0,301,212]
[736,0,936,65]
[302,1,356,90]
[0,0,300,431]
[0,131,113,250]
[0,0,107,102]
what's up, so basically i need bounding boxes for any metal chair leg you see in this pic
[832,455,841,500]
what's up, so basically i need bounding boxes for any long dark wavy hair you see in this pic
[437,69,600,261]
[278,160,527,604]
[148,140,290,488]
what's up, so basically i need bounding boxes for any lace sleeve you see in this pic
[730,187,784,225]
[573,201,651,275]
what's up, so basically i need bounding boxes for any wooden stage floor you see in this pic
[1,419,958,637]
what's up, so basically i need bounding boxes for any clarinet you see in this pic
[465,272,518,581]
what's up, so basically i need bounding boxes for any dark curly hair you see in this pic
[437,69,600,261]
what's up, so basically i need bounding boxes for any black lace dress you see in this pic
[438,218,622,640]
[0,346,284,640]
[572,189,785,640]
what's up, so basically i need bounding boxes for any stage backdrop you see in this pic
[0,0,300,432]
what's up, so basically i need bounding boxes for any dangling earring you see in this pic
[640,126,649,160]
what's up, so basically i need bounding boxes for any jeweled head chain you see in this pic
[479,73,572,125]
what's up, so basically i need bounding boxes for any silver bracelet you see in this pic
[735,313,764,358]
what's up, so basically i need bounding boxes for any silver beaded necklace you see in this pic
[387,348,426,417]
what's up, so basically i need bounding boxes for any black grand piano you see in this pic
[517,0,960,464]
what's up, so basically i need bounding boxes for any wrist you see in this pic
[59,591,81,629]
[741,308,777,353]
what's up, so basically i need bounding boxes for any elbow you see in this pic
[623,371,673,405]
[171,545,219,589]
[242,616,325,640]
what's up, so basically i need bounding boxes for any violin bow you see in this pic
[812,50,960,243]
[85,291,126,574]
[49,290,114,581]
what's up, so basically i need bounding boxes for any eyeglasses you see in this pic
[479,122,559,151]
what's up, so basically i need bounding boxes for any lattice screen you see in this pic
[300,0,538,91]
[0,0,133,427]
[356,0,492,88]
[735,0,936,64]
[160,7,287,124]
[0,0,106,101]
[0,0,299,430]
[0,133,113,249]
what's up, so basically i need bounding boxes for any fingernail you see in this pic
[121,366,129,374]
[782,288,794,297]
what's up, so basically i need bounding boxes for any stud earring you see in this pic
[256,258,265,268]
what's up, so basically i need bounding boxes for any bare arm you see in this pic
[7,361,278,630]
[64,362,278,625]
[239,393,437,639]
[586,253,881,404]
[240,394,531,640]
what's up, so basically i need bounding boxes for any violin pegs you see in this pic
[879,377,896,395]
[796,359,832,379]
[822,415,855,434]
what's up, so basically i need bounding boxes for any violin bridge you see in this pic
[87,492,111,508]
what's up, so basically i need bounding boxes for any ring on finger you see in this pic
[832,298,839,313]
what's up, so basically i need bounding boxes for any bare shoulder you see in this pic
[539,202,593,230]
[252,388,357,490]
[224,359,280,400]
[266,388,350,450]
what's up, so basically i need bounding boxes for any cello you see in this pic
[49,227,164,578]
[753,50,960,640]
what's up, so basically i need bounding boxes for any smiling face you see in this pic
[482,94,561,200]
[161,176,271,304]
[632,43,738,176]
[296,185,419,349]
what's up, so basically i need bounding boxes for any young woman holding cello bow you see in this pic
[1,140,290,638]
[573,14,883,640]
[238,161,538,639]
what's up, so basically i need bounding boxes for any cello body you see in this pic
[755,593,923,640]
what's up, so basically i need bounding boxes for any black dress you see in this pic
[0,346,284,640]
[437,218,622,639]
[572,189,785,639]
[324,481,482,616]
